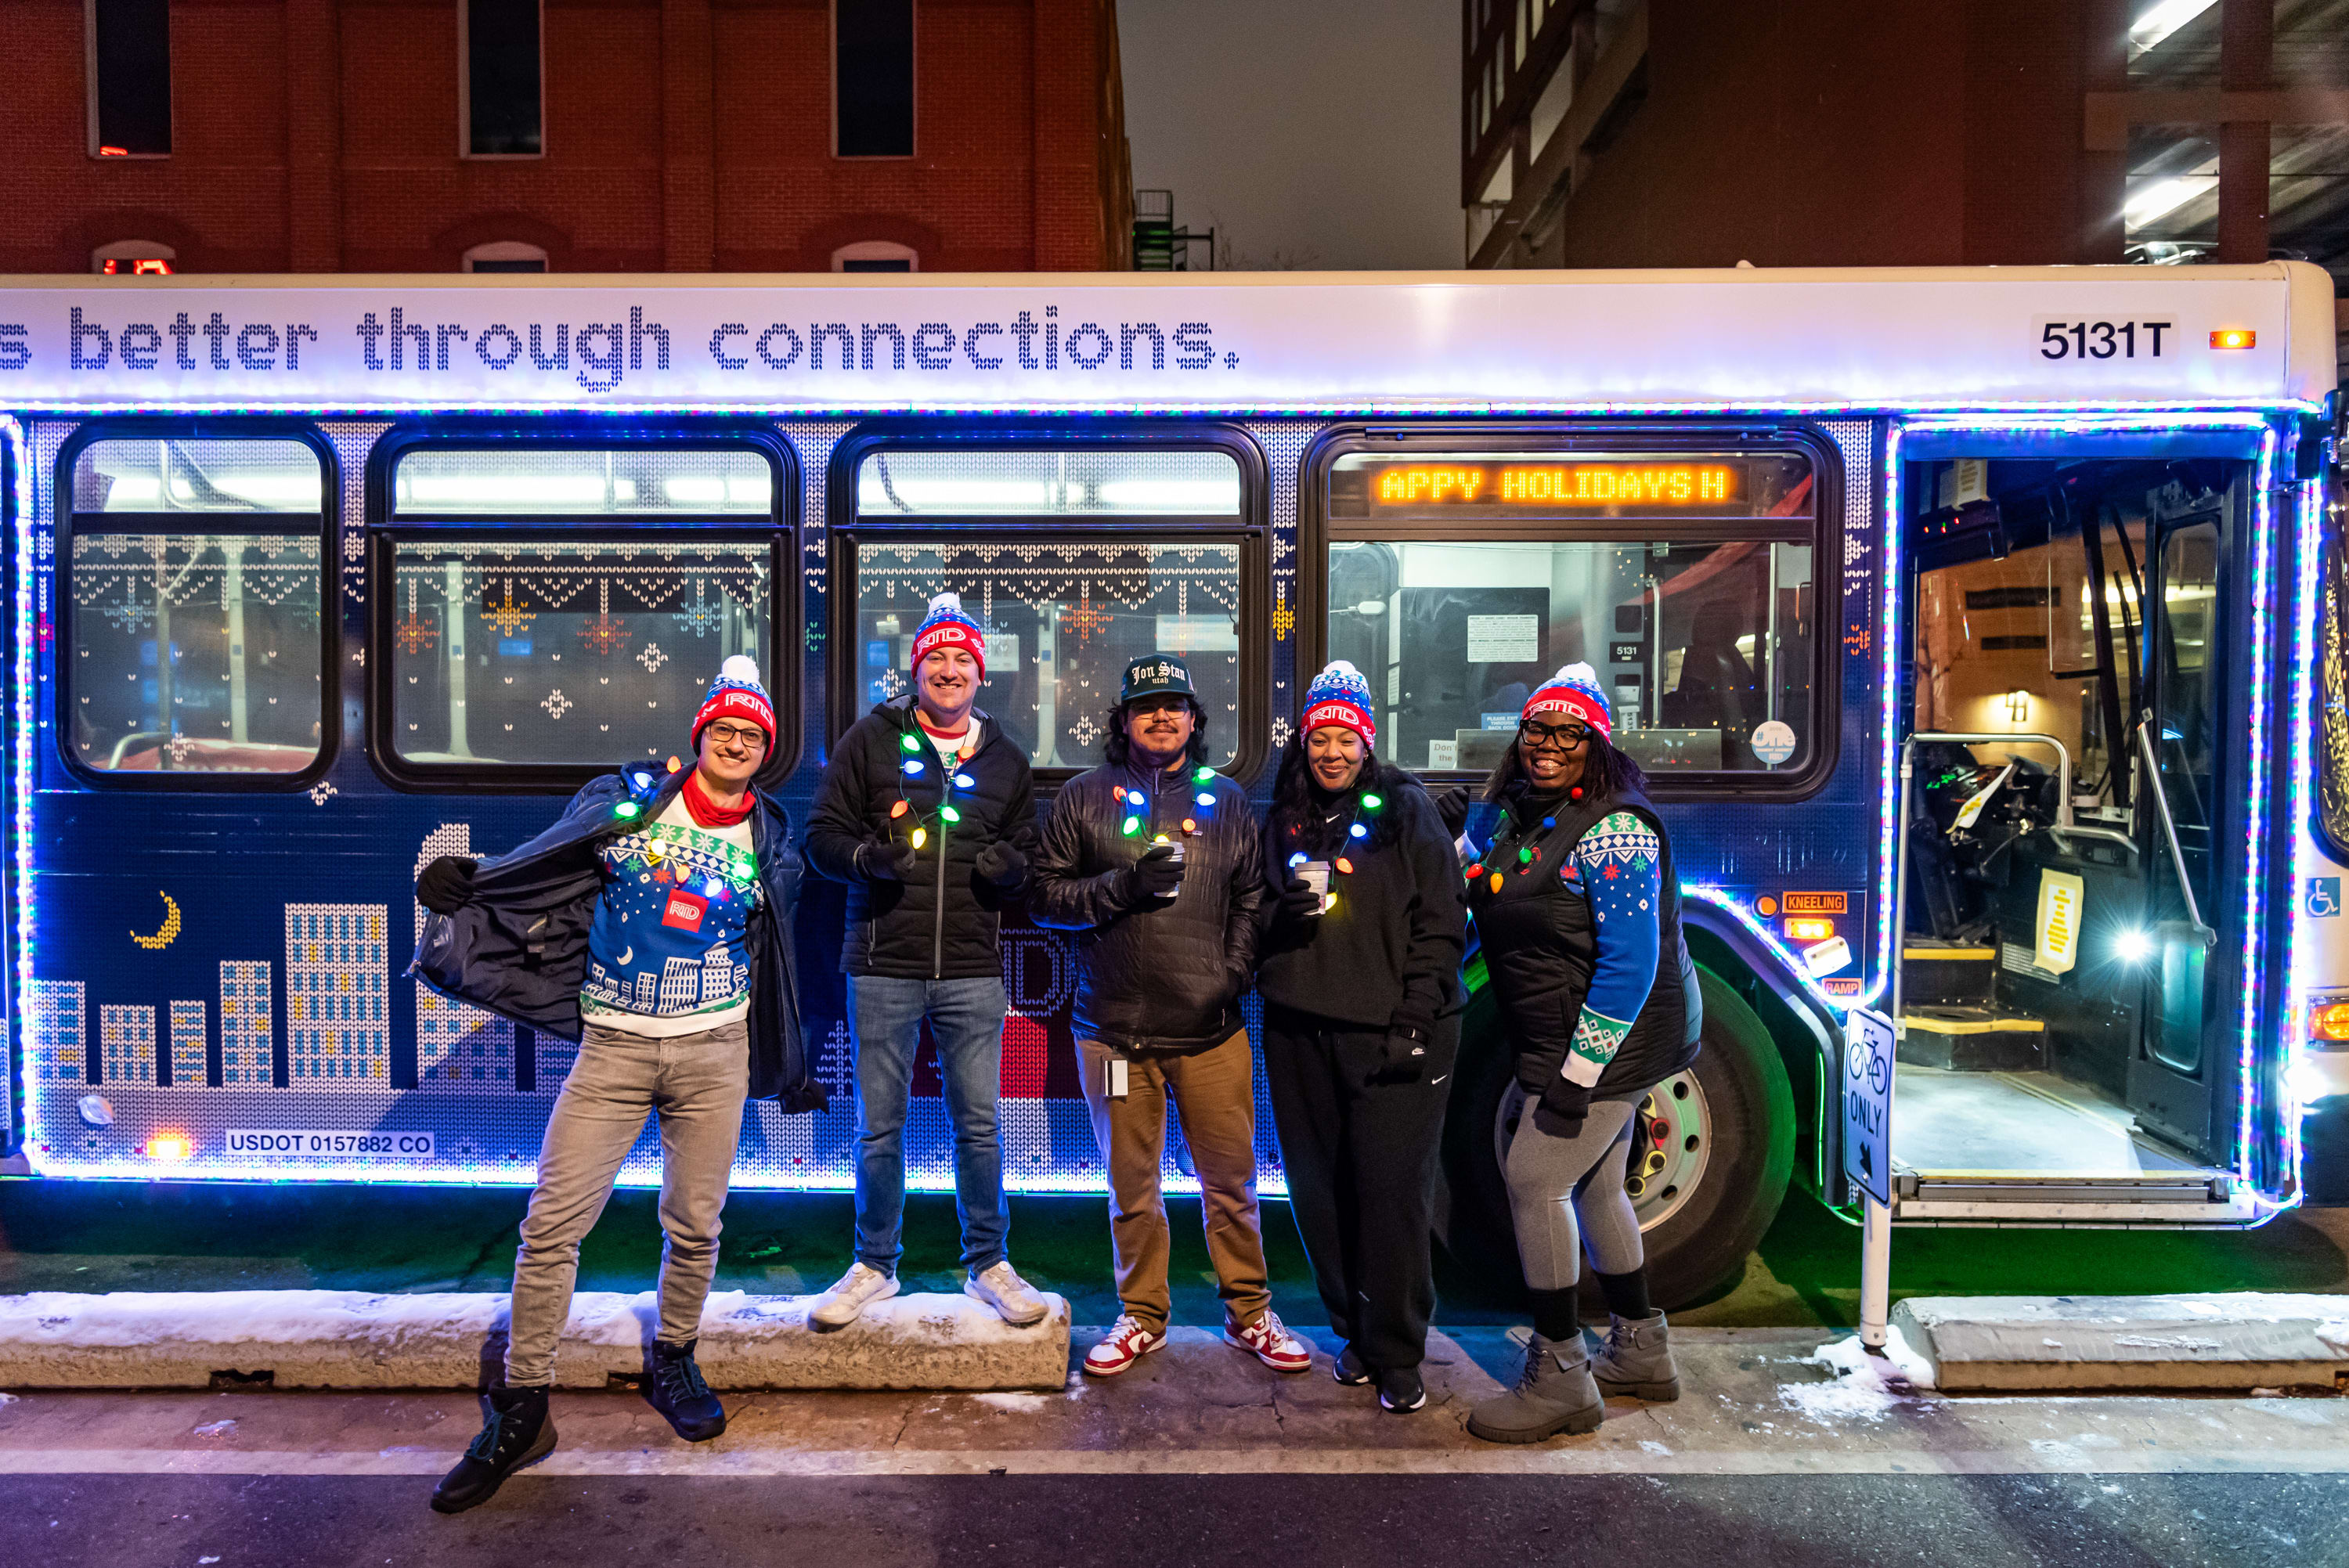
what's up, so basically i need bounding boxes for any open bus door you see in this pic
[1893,445,2268,1223]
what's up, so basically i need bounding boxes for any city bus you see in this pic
[0,265,2334,1306]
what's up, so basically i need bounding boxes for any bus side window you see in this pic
[64,437,328,777]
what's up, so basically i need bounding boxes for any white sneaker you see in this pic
[965,1260,1049,1327]
[809,1262,898,1329]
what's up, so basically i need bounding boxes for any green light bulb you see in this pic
[1122,815,1142,836]
[614,802,640,819]
[901,734,921,752]
[1194,766,1214,784]
[940,805,962,823]
[1362,793,1383,809]
[1517,846,1533,864]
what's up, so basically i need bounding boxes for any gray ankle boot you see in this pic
[1467,1333,1604,1443]
[1592,1310,1679,1401]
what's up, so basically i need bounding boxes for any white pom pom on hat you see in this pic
[720,654,763,684]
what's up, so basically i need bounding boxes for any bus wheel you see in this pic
[1437,967,1796,1311]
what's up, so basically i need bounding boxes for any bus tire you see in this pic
[1435,966,1797,1311]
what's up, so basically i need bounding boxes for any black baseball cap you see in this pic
[1120,652,1196,703]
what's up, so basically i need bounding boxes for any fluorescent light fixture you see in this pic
[398,474,611,506]
[2125,175,2217,229]
[1095,478,1242,510]
[857,474,1053,510]
[660,474,771,506]
[207,470,324,507]
[2130,0,2218,56]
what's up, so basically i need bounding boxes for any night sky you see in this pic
[1119,0,1462,272]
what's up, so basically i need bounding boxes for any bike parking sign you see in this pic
[1842,1008,1896,1208]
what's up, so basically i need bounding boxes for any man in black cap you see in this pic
[1032,653,1306,1379]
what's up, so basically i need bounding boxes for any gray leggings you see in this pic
[1502,1087,1645,1291]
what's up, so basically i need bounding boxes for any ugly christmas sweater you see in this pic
[580,794,762,1036]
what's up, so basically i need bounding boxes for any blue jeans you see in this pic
[851,974,1010,1275]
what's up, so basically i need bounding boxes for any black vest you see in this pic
[1465,781,1699,1096]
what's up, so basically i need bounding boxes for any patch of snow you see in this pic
[2315,1320,2349,1354]
[1777,1336,1920,1426]
[971,1392,1051,1413]
[1880,1321,1938,1391]
[199,1557,220,1564]
[1639,1440,1672,1455]
[0,1391,17,1405]
[191,1418,236,1436]
[2250,1386,2286,1397]
[2108,1334,2223,1353]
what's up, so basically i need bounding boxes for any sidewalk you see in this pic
[2,1328,2344,1477]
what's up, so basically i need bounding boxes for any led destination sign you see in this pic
[1331,452,1813,521]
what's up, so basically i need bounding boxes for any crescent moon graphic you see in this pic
[131,892,182,951]
[617,945,633,966]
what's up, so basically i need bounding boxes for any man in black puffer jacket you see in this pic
[803,593,1045,1331]
[1034,652,1308,1381]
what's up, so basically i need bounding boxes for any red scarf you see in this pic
[681,770,756,829]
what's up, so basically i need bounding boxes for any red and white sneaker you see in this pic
[1225,1307,1312,1374]
[1082,1314,1168,1377]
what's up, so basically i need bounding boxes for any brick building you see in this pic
[1460,2,2347,315]
[0,0,1132,274]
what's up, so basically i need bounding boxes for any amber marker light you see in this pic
[146,1131,192,1162]
[2210,328,2256,350]
[1784,917,1835,942]
[2311,1001,2349,1044]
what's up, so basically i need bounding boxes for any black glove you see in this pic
[1127,842,1182,900]
[858,839,920,881]
[1275,872,1323,922]
[1434,786,1472,838]
[1536,1073,1593,1134]
[974,839,1028,889]
[1372,1024,1430,1084]
[417,856,478,916]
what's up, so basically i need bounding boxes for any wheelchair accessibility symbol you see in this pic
[2309,878,2342,918]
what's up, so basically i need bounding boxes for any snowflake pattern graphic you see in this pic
[541,689,573,719]
[637,641,669,674]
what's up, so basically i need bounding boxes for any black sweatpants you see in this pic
[1260,1004,1460,1372]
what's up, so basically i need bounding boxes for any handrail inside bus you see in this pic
[2134,720,2220,950]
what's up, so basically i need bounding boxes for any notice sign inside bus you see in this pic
[1331,452,1813,521]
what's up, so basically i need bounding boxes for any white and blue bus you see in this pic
[0,265,2335,1303]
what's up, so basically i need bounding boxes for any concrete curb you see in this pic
[0,1289,1072,1392]
[1892,1293,2349,1391]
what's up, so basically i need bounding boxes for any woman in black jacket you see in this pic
[1256,661,1466,1414]
[1457,664,1701,1445]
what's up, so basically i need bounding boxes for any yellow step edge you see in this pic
[1903,946,1997,961]
[1899,1014,2048,1036]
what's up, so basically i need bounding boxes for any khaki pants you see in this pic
[505,1018,751,1386]
[1077,1029,1269,1334]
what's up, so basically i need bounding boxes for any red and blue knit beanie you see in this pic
[693,654,777,749]
[910,591,987,681]
[1300,658,1377,746]
[1522,661,1611,741]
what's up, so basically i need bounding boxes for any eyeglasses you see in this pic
[702,723,769,751]
[1517,718,1590,752]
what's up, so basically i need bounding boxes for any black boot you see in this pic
[431,1385,555,1515]
[646,1338,727,1441]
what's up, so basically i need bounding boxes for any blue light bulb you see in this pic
[902,759,926,777]
[1195,791,1214,806]
[1349,823,1369,838]
[954,773,977,789]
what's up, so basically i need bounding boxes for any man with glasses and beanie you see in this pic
[803,591,1048,1331]
[1032,652,1310,1379]
[411,654,820,1512]
[1452,664,1701,1444]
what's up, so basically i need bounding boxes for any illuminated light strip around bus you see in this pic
[1880,411,2289,1213]
[2,400,2310,1196]
[2276,476,2326,1211]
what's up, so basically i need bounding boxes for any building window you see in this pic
[463,241,550,274]
[86,0,171,157]
[63,437,330,780]
[463,0,543,158]
[92,240,176,276]
[831,240,918,272]
[835,0,914,158]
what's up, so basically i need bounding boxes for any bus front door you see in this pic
[1895,456,2250,1220]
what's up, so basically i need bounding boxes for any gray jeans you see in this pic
[505,1018,751,1386]
[1500,1085,1645,1292]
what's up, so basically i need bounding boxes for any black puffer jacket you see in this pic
[1031,755,1264,1053]
[1465,780,1701,1098]
[803,698,1037,980]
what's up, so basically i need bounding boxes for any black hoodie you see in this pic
[803,697,1038,980]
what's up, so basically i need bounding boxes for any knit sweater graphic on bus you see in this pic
[581,795,762,1037]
